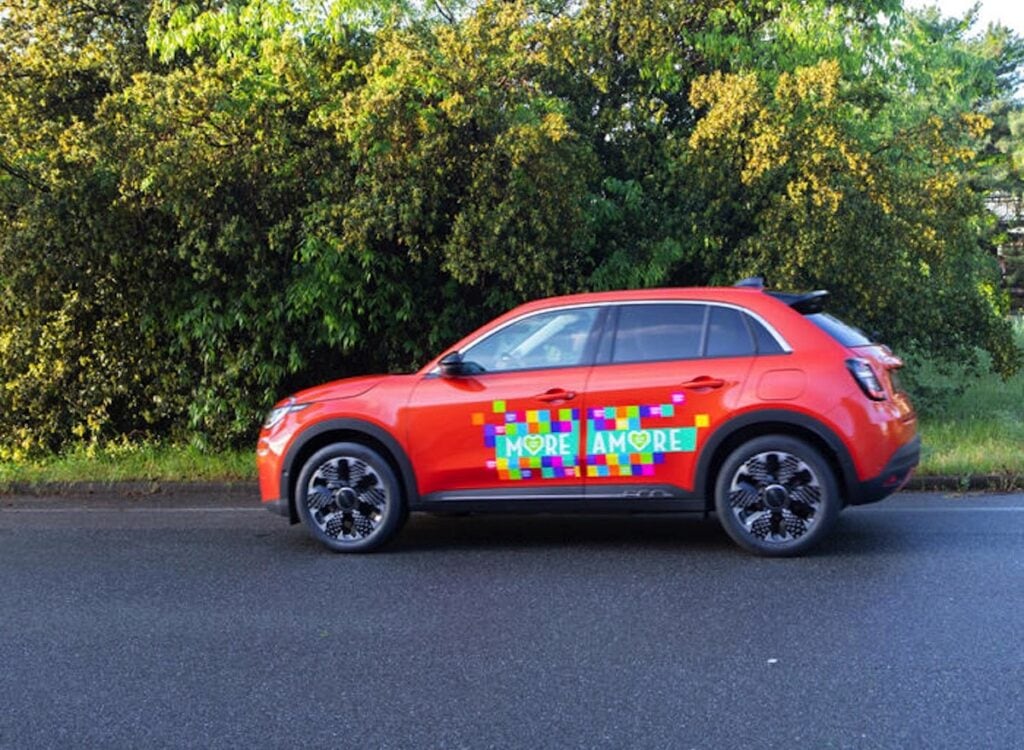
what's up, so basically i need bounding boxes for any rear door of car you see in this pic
[581,301,757,500]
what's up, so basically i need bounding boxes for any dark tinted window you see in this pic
[808,313,872,347]
[705,306,755,357]
[612,304,705,363]
[747,314,785,354]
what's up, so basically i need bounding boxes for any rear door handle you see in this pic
[535,388,577,402]
[680,377,725,390]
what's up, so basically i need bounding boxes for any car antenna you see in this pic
[734,276,765,289]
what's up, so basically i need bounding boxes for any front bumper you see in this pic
[847,434,921,506]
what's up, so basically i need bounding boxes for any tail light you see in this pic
[847,358,886,400]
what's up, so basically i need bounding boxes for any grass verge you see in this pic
[0,443,254,489]
[916,320,1024,487]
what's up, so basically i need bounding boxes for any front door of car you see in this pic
[406,306,603,501]
[582,302,755,499]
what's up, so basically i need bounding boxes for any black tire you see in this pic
[714,435,840,557]
[295,442,406,552]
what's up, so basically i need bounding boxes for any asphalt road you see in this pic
[2,491,1023,749]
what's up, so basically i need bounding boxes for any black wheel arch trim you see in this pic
[695,409,858,509]
[280,418,419,523]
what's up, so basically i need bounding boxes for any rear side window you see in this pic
[808,313,872,347]
[612,304,705,363]
[705,306,755,358]
[747,315,786,354]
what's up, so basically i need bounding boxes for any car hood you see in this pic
[291,375,388,404]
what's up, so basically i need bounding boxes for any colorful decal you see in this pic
[584,394,706,477]
[474,393,709,481]
[474,402,582,481]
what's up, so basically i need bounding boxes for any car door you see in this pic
[582,302,756,499]
[405,306,604,501]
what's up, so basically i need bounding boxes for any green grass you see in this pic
[0,443,254,489]
[916,316,1024,484]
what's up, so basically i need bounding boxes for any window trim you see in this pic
[433,304,608,376]
[428,299,792,375]
[598,300,791,366]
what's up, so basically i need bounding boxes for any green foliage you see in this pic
[914,316,1024,480]
[0,440,254,487]
[2,0,1023,458]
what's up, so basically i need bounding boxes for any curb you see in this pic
[0,480,259,498]
[2,477,1021,499]
[904,474,1024,492]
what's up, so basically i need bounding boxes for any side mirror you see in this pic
[439,351,483,378]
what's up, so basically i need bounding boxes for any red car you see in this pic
[257,281,918,556]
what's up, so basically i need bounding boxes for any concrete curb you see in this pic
[1,476,1021,500]
[904,474,1024,492]
[0,480,259,499]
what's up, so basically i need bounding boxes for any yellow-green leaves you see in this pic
[2,0,1022,457]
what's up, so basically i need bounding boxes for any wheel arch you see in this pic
[281,419,419,524]
[695,409,857,510]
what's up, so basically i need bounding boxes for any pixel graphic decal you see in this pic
[473,393,709,481]
[477,402,581,480]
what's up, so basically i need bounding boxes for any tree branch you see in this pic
[433,0,455,25]
[0,154,50,193]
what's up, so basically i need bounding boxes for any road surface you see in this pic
[1,491,1022,748]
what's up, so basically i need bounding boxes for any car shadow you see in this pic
[384,512,735,555]
[273,506,991,558]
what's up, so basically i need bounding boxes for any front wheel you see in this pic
[714,435,840,557]
[295,443,406,552]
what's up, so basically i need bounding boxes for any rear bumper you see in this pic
[847,434,921,506]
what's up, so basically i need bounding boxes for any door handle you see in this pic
[680,377,725,390]
[535,388,577,402]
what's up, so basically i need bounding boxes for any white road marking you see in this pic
[850,505,1024,512]
[1,507,262,513]
[2,501,1024,514]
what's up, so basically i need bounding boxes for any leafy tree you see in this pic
[1,0,1022,457]
[0,1,178,457]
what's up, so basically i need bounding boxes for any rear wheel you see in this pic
[714,435,840,557]
[295,443,406,552]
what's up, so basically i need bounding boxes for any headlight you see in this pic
[262,398,309,429]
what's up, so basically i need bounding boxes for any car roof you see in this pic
[506,286,777,315]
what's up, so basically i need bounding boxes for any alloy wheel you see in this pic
[305,456,389,543]
[726,450,823,545]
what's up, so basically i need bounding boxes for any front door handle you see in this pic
[535,388,577,402]
[680,377,725,390]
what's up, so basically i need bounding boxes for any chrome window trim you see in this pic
[428,298,792,374]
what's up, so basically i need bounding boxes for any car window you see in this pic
[462,307,599,372]
[612,304,706,363]
[746,314,786,354]
[807,312,873,347]
[705,306,755,358]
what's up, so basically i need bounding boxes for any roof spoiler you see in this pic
[767,290,829,314]
[734,277,829,314]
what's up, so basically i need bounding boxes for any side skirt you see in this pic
[415,484,705,514]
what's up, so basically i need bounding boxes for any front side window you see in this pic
[462,307,599,373]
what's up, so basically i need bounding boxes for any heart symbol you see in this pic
[523,435,544,454]
[628,431,651,451]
